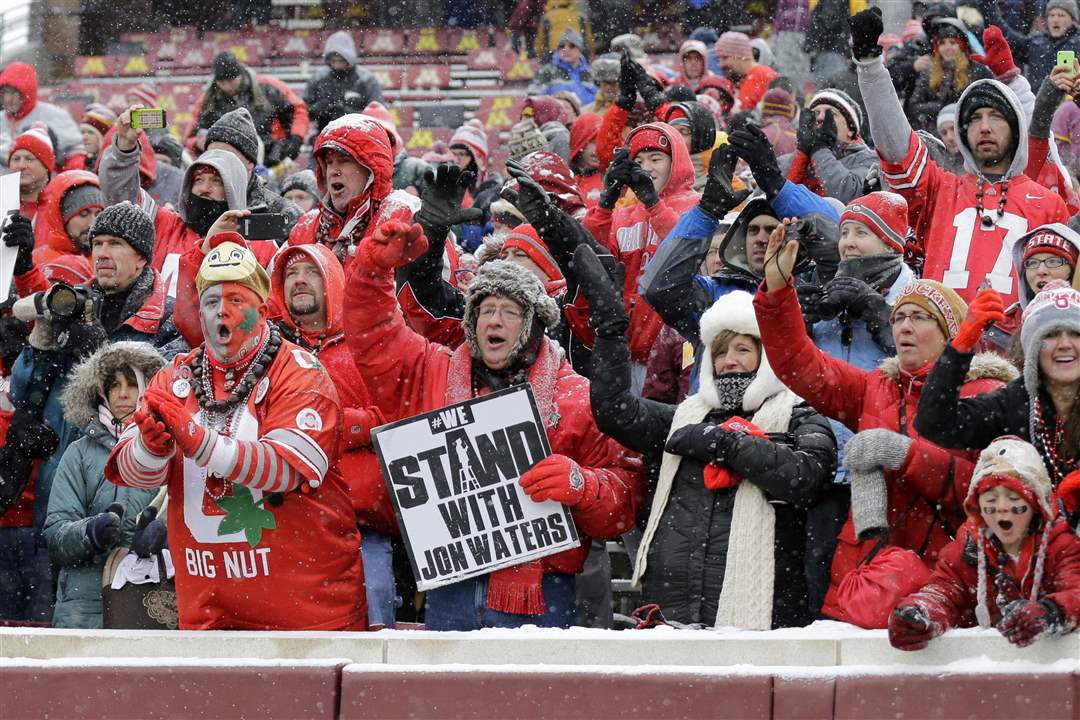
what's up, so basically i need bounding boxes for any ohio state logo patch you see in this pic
[296,408,323,432]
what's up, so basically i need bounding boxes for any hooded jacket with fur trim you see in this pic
[342,250,644,585]
[269,242,395,534]
[287,113,420,272]
[591,290,835,627]
[0,62,86,169]
[754,280,1018,623]
[579,122,702,365]
[43,342,165,628]
[898,438,1080,636]
[858,56,1070,306]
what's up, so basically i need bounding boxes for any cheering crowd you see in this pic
[0,0,1079,651]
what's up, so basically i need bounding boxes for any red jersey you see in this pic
[882,132,1069,305]
[105,336,365,631]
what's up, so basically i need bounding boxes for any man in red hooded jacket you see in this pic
[270,242,397,628]
[287,113,420,268]
[579,122,701,393]
[0,62,85,170]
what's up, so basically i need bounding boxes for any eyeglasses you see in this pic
[890,311,938,327]
[1023,256,1071,270]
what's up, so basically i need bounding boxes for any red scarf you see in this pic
[444,337,562,615]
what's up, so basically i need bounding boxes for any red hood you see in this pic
[313,114,394,215]
[41,170,99,257]
[271,242,345,338]
[570,112,602,163]
[97,125,157,187]
[524,96,569,127]
[0,62,37,121]
[627,122,696,200]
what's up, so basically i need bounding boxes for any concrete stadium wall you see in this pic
[1,626,1077,719]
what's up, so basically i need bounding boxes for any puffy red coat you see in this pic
[577,122,702,365]
[753,282,1017,622]
[901,518,1080,633]
[343,257,645,576]
[287,113,419,275]
[270,242,394,535]
[32,170,98,269]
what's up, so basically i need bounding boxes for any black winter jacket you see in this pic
[906,60,995,132]
[303,66,384,135]
[915,345,1070,482]
[589,332,836,627]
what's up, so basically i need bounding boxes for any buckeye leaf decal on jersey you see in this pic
[215,485,276,547]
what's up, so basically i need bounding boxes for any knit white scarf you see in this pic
[632,387,797,630]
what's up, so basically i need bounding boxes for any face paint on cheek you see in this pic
[200,283,265,364]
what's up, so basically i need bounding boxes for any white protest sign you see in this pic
[372,385,579,591]
[0,172,21,300]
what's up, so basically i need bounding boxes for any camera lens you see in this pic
[47,284,78,318]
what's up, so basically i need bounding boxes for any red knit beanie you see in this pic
[501,224,563,281]
[9,123,54,173]
[840,191,909,254]
[1022,231,1079,266]
[628,125,672,159]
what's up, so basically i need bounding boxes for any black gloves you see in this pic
[3,214,35,276]
[86,502,125,553]
[822,276,894,351]
[664,422,736,465]
[6,406,59,459]
[811,110,838,153]
[0,446,33,514]
[616,51,639,111]
[850,7,884,61]
[573,244,629,338]
[415,164,484,243]
[699,145,750,220]
[635,66,666,114]
[796,282,837,326]
[282,135,303,161]
[627,163,660,208]
[599,148,634,210]
[131,505,168,558]
[728,124,785,200]
[501,159,557,232]
[796,111,816,156]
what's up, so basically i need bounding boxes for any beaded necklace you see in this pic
[192,326,283,500]
[1033,396,1078,485]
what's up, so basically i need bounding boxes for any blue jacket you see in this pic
[640,182,838,390]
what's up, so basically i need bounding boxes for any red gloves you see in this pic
[888,603,942,651]
[358,220,428,270]
[1058,469,1080,516]
[518,454,591,507]
[972,26,1017,79]
[703,417,765,491]
[999,600,1062,647]
[341,406,386,450]
[133,406,174,456]
[951,289,1005,353]
[144,389,207,459]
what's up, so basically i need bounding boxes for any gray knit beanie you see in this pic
[281,169,319,201]
[462,260,560,366]
[60,183,104,224]
[206,107,261,166]
[88,201,155,261]
[1048,0,1079,23]
[508,119,550,162]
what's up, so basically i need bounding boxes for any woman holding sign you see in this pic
[580,245,837,629]
[343,219,643,631]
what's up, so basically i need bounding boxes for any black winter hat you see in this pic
[958,81,1020,154]
[206,107,261,166]
[150,131,183,167]
[88,201,155,261]
[213,51,244,81]
[662,101,717,154]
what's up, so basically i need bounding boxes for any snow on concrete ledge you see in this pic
[0,621,1076,671]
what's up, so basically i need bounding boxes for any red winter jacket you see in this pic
[32,170,98,269]
[270,242,394,535]
[287,114,420,274]
[577,122,702,365]
[901,517,1080,634]
[753,282,1016,622]
[343,257,645,576]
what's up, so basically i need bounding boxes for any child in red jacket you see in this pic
[889,436,1080,650]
